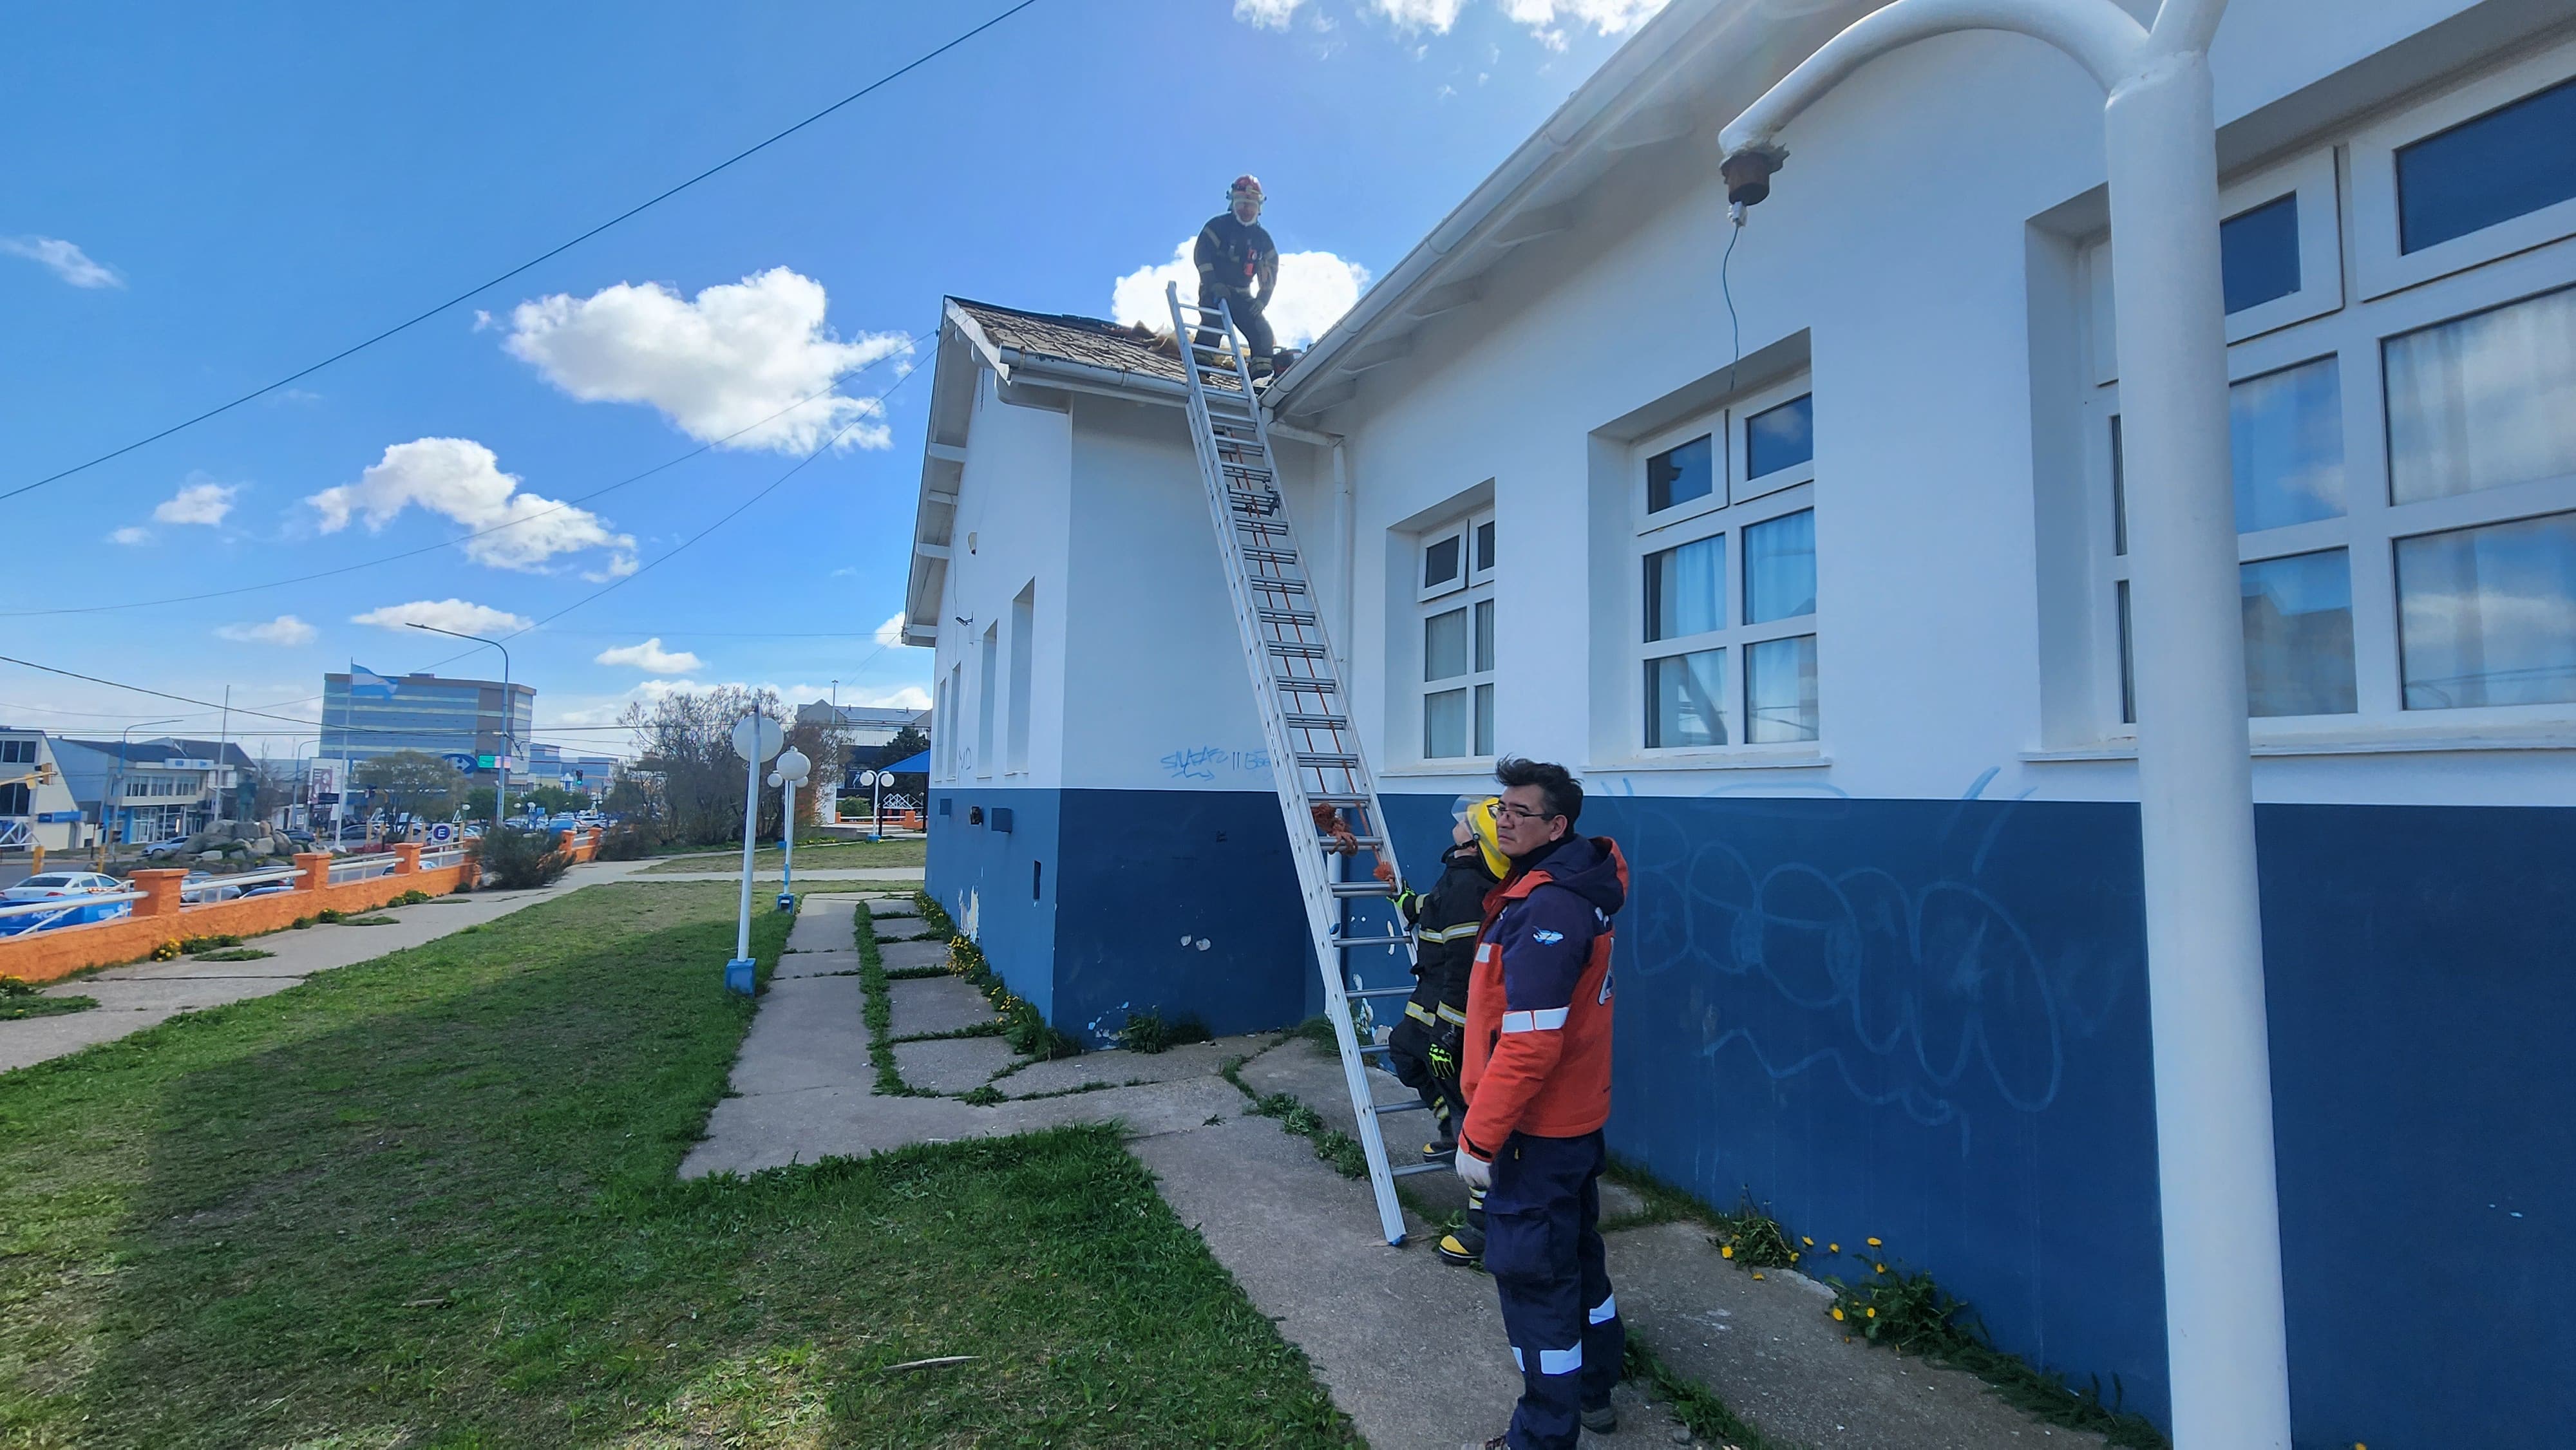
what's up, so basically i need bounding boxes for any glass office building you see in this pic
[318,672,536,773]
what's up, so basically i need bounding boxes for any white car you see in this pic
[2,872,125,903]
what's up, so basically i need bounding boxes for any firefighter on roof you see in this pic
[1194,174,1282,372]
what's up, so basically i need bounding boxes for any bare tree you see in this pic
[616,686,835,847]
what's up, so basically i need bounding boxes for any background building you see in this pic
[319,671,535,776]
[0,730,95,851]
[50,737,256,845]
[906,1,2576,1440]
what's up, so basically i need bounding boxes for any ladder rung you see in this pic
[1335,934,1409,950]
[1273,673,1340,689]
[1297,752,1359,767]
[1257,608,1318,626]
[1348,985,1415,1000]
[1330,881,1397,898]
[1247,576,1308,592]
[1245,549,1301,565]
[1368,1098,1433,1115]
[1282,713,1348,730]
[1358,1040,1392,1054]
[1391,1160,1452,1178]
[1265,641,1330,658]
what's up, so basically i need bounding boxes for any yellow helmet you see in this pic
[1453,794,1508,878]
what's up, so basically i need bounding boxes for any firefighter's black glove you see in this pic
[1426,1024,1462,1081]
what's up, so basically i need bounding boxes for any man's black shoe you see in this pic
[1579,1401,1618,1433]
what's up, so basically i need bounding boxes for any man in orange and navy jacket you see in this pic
[1454,757,1629,1450]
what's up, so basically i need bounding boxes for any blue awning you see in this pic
[883,749,930,774]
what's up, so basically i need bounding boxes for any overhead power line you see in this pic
[0,346,913,619]
[3,0,1042,504]
[0,656,422,735]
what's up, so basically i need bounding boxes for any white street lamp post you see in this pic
[726,712,785,993]
[770,746,811,913]
[1717,2,2287,1444]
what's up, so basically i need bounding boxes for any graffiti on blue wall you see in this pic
[1159,745,1272,781]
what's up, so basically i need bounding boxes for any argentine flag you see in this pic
[349,665,398,700]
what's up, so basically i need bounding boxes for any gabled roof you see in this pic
[948,299,1194,387]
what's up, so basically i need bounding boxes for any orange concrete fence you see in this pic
[0,827,599,988]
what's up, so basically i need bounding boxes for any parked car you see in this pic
[0,872,132,936]
[281,828,316,849]
[138,837,192,860]
[180,871,242,903]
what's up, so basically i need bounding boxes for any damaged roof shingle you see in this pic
[949,297,1247,392]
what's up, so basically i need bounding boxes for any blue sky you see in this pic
[0,0,1660,758]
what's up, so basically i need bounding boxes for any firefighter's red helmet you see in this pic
[1229,174,1265,207]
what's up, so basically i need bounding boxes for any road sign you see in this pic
[475,754,497,770]
[730,714,784,764]
[428,822,456,844]
[313,792,341,805]
[444,753,480,773]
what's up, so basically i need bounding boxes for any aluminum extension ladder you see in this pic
[1164,281,1444,1245]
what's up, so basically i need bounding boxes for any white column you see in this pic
[2103,50,2293,1449]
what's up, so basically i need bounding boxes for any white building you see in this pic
[905,1,2576,1438]
[0,730,93,851]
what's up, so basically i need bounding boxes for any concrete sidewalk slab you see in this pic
[772,951,858,980]
[866,898,921,918]
[1611,1221,2109,1449]
[886,976,994,1038]
[876,939,948,970]
[893,1035,1017,1093]
[999,1034,1268,1097]
[724,977,870,1098]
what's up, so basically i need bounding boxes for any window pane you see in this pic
[1425,689,1469,757]
[2396,510,2576,710]
[1473,599,1495,673]
[1746,636,1820,742]
[1425,608,1468,681]
[2240,550,2357,716]
[1647,435,1714,513]
[1745,395,1814,479]
[2396,75,2576,254]
[1645,649,1727,749]
[1473,683,1494,756]
[2117,580,2136,725]
[1423,534,1462,590]
[1643,534,1724,642]
[2231,357,2345,532]
[2219,194,2301,314]
[2110,415,2127,556]
[1475,519,1496,572]
[1745,509,1817,623]
[2385,287,2576,504]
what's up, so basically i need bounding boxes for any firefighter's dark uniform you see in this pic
[1387,838,1493,1145]
[1461,832,1629,1450]
[1193,211,1278,360]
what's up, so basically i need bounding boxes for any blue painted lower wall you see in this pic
[933,783,2576,1442]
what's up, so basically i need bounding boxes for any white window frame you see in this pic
[2081,56,2576,744]
[1417,518,1471,602]
[974,624,998,780]
[2090,149,2345,383]
[2350,41,2576,302]
[1416,507,1497,763]
[1629,377,1821,762]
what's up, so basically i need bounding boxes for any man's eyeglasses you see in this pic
[1491,802,1557,823]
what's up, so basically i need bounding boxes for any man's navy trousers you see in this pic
[1484,1128,1622,1449]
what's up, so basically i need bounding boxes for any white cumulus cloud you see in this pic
[107,526,151,546]
[1112,240,1370,351]
[216,615,317,646]
[1,236,123,288]
[307,437,634,574]
[350,599,534,636]
[875,612,907,648]
[1233,0,1306,26]
[154,478,239,527]
[594,638,704,674]
[1353,0,1663,38]
[504,267,910,453]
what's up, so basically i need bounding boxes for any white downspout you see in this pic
[1331,438,1356,661]
[1717,4,2291,1446]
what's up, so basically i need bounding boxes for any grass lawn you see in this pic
[0,881,1353,1448]
[638,838,927,874]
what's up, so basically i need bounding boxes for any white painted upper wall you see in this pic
[1310,0,2576,809]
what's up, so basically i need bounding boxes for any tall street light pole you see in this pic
[407,623,513,833]
[1716,1,2287,1444]
[109,717,185,859]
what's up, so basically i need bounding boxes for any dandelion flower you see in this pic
[1828,1243,1839,1252]
[1721,1245,1734,1259]
[1752,1272,1765,1280]
[1867,1237,1882,1247]
[1832,1307,1845,1321]
[1875,1263,1888,1274]
[1802,1236,1814,1247]
[1867,1307,1877,1317]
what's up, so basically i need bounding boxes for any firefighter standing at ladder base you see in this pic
[1195,174,1280,373]
[1383,795,1507,1265]
[1455,757,1629,1450]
